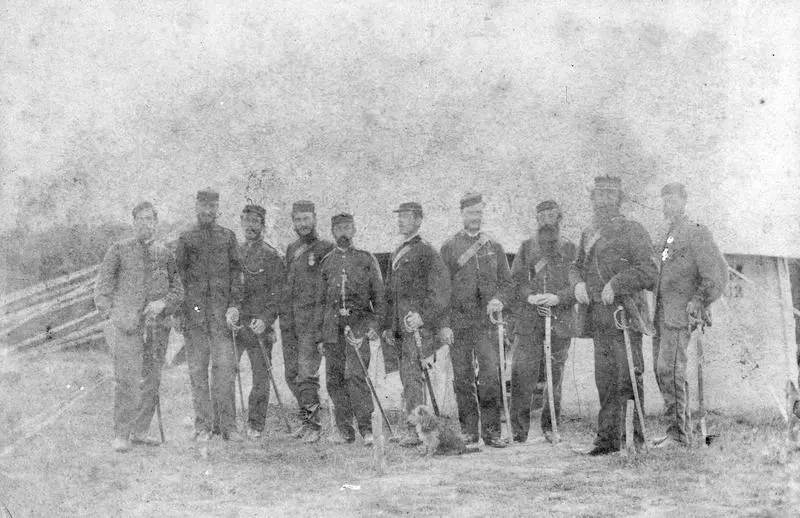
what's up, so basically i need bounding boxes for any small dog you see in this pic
[406,405,480,457]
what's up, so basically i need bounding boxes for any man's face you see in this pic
[196,200,219,225]
[292,212,316,237]
[536,208,561,231]
[134,207,157,242]
[332,222,356,247]
[591,190,620,212]
[397,211,422,237]
[662,193,687,221]
[461,203,484,232]
[241,212,264,242]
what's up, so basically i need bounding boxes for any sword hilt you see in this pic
[489,310,505,326]
[536,305,552,318]
[613,305,629,330]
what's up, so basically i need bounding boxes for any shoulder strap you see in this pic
[391,242,415,270]
[456,234,491,268]
[291,242,312,263]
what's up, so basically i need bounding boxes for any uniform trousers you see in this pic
[283,325,323,430]
[108,321,168,440]
[510,327,571,441]
[185,305,237,435]
[591,303,645,450]
[324,325,374,440]
[234,322,272,432]
[450,325,503,440]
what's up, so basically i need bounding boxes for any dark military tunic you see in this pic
[440,230,512,441]
[315,244,386,440]
[569,215,657,451]
[384,234,451,420]
[282,233,334,430]
[653,215,726,443]
[235,240,286,433]
[175,222,243,435]
[509,235,576,441]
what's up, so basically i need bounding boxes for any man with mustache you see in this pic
[315,213,386,445]
[176,188,244,442]
[228,204,286,439]
[652,183,726,448]
[569,176,657,456]
[282,200,333,443]
[439,192,513,448]
[95,201,184,452]
[509,200,577,443]
[383,201,451,447]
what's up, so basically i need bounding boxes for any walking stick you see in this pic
[614,305,649,451]
[489,310,512,442]
[536,305,560,443]
[145,322,166,443]
[404,313,440,416]
[344,326,394,436]
[255,331,293,433]
[231,327,246,416]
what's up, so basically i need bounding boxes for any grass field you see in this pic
[0,349,798,517]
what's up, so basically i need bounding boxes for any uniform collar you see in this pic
[399,232,421,247]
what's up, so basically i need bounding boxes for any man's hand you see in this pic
[249,318,267,335]
[528,293,560,307]
[144,299,166,319]
[486,298,504,315]
[366,327,380,342]
[381,329,396,348]
[686,298,705,329]
[225,307,240,328]
[439,327,454,346]
[574,282,590,305]
[404,311,424,331]
[601,282,615,305]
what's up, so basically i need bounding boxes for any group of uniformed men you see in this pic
[95,175,727,456]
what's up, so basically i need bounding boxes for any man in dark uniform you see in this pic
[229,204,286,439]
[175,188,244,442]
[315,213,386,445]
[440,192,513,448]
[282,200,334,443]
[652,183,727,448]
[383,201,451,447]
[95,202,184,452]
[570,176,657,455]
[509,200,577,444]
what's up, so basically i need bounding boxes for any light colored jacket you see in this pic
[95,237,184,334]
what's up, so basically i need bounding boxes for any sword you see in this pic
[404,313,440,416]
[254,328,293,433]
[489,310,512,442]
[536,305,560,443]
[614,305,649,452]
[231,328,246,418]
[344,326,394,435]
[696,327,708,446]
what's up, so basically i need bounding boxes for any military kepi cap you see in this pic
[242,204,266,220]
[393,201,423,215]
[536,200,560,213]
[131,201,156,219]
[292,200,315,214]
[197,187,220,202]
[331,213,354,226]
[460,192,483,209]
[661,182,687,198]
[591,176,622,192]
